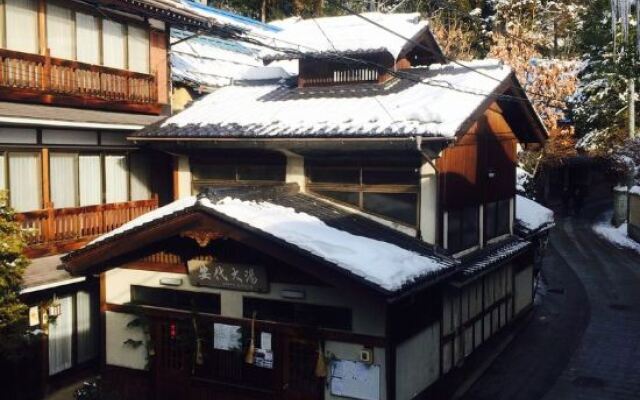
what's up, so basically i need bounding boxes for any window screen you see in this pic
[131,285,221,314]
[484,198,511,241]
[5,0,38,53]
[102,19,126,69]
[447,206,479,253]
[243,297,352,331]
[50,153,78,208]
[46,2,75,60]
[76,12,100,64]
[127,25,149,73]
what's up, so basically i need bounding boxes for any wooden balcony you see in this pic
[15,197,158,258]
[0,48,161,115]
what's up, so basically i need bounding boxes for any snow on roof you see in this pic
[200,197,447,291]
[145,60,512,139]
[179,0,281,33]
[262,12,430,60]
[171,29,291,88]
[84,194,450,292]
[516,195,555,232]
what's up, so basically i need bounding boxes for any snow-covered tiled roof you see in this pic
[171,29,291,88]
[178,0,281,34]
[136,60,513,139]
[516,195,555,233]
[74,188,457,293]
[262,12,432,60]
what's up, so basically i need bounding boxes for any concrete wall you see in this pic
[419,161,438,245]
[325,341,387,400]
[105,311,148,370]
[629,192,640,242]
[395,322,441,400]
[514,265,534,315]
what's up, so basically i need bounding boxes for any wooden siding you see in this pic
[438,103,518,210]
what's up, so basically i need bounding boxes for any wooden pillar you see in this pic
[37,0,47,56]
[41,148,50,207]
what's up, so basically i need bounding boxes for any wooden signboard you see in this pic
[188,259,268,292]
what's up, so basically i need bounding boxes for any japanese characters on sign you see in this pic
[188,259,268,292]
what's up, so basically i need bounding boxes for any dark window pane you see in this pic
[362,192,417,226]
[315,190,360,207]
[131,285,221,314]
[484,201,497,240]
[243,298,352,331]
[462,206,479,248]
[362,168,418,185]
[496,199,511,236]
[307,167,360,184]
[192,164,235,181]
[237,165,285,181]
[447,209,462,252]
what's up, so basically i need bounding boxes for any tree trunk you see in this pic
[261,0,267,23]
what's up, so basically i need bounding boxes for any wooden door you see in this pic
[153,319,191,400]
[282,336,323,400]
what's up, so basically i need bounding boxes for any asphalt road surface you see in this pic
[463,202,640,400]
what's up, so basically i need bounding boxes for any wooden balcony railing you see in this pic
[0,48,160,114]
[15,197,158,258]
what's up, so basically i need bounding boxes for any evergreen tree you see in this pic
[0,190,29,358]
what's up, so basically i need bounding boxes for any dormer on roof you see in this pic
[263,13,446,88]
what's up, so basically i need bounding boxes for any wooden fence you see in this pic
[16,198,158,258]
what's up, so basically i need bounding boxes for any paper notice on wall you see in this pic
[254,348,274,369]
[260,332,272,351]
[28,306,39,327]
[329,359,380,400]
[213,323,242,351]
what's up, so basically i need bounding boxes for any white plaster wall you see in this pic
[105,311,148,370]
[105,268,386,336]
[514,265,534,315]
[395,322,441,400]
[419,161,438,245]
[324,341,387,400]
[175,155,192,198]
[285,153,306,192]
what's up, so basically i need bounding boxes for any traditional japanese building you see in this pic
[62,11,553,400]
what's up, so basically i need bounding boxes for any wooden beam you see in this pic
[41,148,50,208]
[37,0,46,56]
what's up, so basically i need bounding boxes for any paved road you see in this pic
[463,202,640,400]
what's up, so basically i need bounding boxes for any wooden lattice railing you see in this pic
[15,197,158,257]
[0,48,158,107]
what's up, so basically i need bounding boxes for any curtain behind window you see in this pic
[9,152,40,212]
[48,295,74,375]
[46,3,74,60]
[76,12,100,65]
[130,153,151,201]
[50,153,78,208]
[0,154,5,191]
[102,19,126,69]
[105,155,128,203]
[76,291,97,364]
[127,25,149,73]
[79,155,102,206]
[5,0,38,53]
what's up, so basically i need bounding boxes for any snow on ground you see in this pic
[516,195,555,232]
[202,197,448,291]
[593,211,640,254]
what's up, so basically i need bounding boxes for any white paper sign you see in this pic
[330,360,380,400]
[260,332,272,351]
[213,323,242,351]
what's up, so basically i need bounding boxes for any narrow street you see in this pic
[464,201,640,400]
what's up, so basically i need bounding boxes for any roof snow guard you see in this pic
[134,60,525,140]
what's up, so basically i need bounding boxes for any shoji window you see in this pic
[105,154,128,203]
[50,153,78,208]
[48,295,74,375]
[127,25,149,73]
[5,0,38,53]
[79,155,102,206]
[130,153,151,201]
[102,19,126,69]
[76,12,100,65]
[8,152,40,212]
[46,2,75,60]
[0,153,5,191]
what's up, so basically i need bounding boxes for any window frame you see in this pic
[444,205,480,255]
[483,197,513,244]
[306,165,420,227]
[2,149,43,211]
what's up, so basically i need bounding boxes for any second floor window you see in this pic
[484,198,512,242]
[446,206,479,254]
[190,155,286,193]
[306,165,419,226]
[0,0,150,73]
